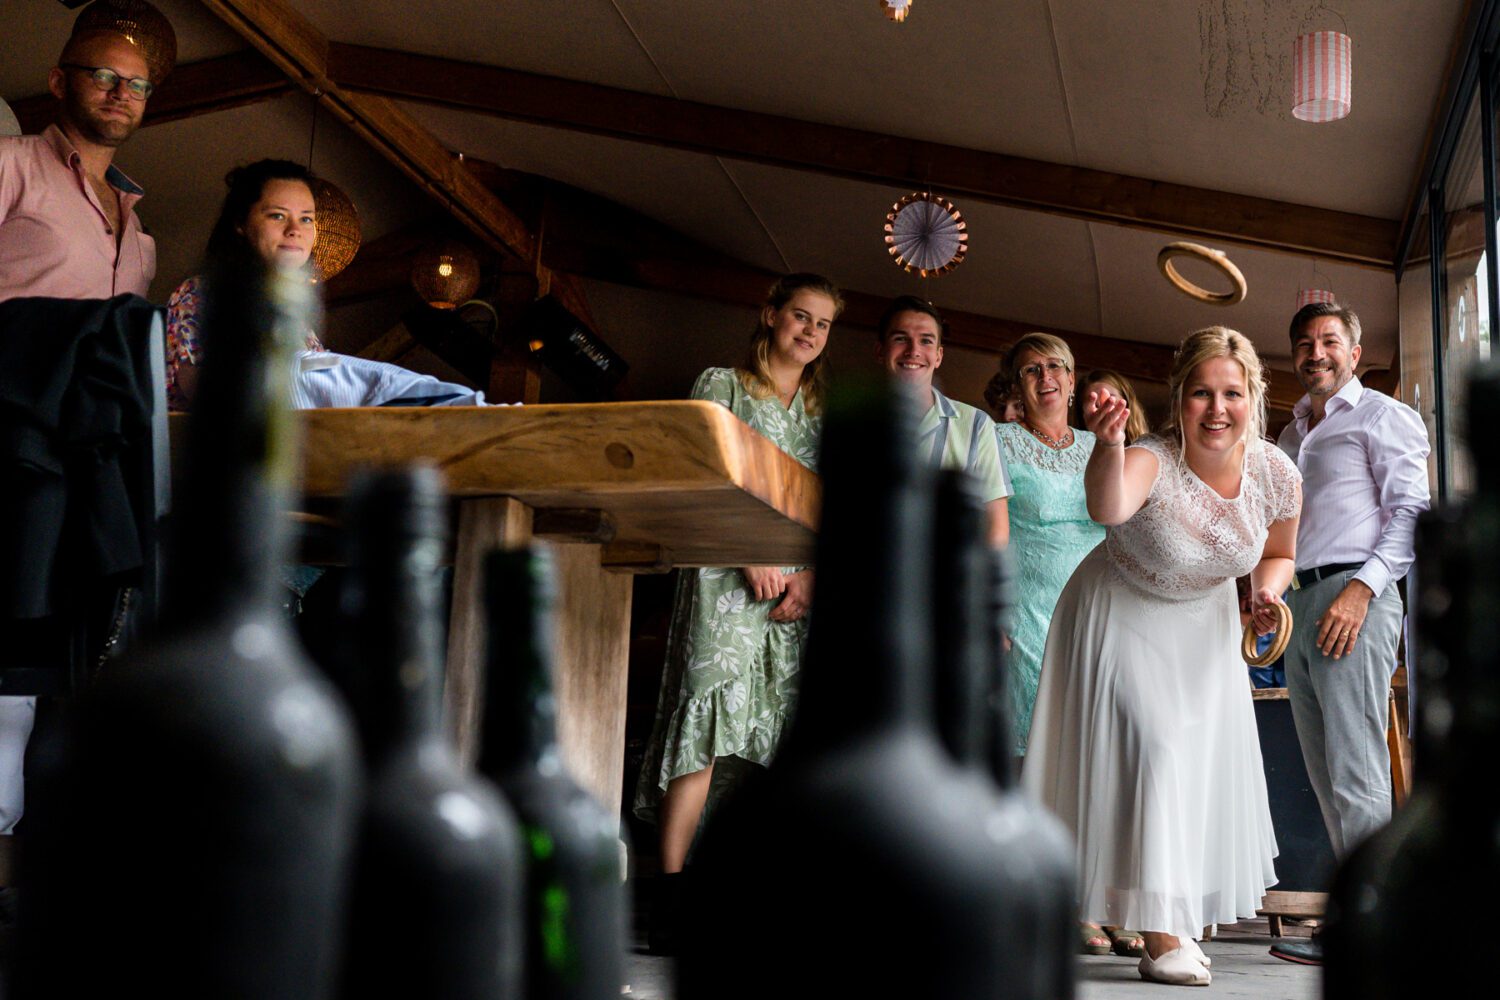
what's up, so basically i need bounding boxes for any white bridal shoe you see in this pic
[1179,936,1212,968]
[1139,947,1213,986]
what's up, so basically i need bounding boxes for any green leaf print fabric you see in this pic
[996,421,1106,754]
[634,368,820,822]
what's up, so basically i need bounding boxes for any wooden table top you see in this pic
[177,402,821,567]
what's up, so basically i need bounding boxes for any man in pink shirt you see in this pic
[0,25,159,302]
[0,17,169,835]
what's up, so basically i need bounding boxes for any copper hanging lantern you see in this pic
[879,0,913,23]
[71,0,177,83]
[309,179,360,283]
[411,240,481,310]
[884,192,968,277]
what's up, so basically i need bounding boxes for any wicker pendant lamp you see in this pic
[411,240,481,310]
[71,0,177,83]
[308,179,360,283]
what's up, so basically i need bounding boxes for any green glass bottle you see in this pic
[478,547,625,1000]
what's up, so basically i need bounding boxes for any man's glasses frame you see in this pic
[60,63,153,101]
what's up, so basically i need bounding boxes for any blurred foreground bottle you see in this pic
[1322,365,1500,996]
[679,381,1070,998]
[331,468,524,999]
[18,262,361,998]
[478,548,625,1000]
[931,470,1076,1000]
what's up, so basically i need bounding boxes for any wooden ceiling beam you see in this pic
[324,42,1399,270]
[330,160,1304,410]
[199,0,536,263]
[8,50,293,135]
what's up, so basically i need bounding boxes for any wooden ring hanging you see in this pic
[1242,601,1293,666]
[1157,242,1247,306]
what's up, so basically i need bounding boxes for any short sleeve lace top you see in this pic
[1104,434,1302,601]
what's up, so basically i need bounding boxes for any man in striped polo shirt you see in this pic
[876,295,1011,546]
[1270,302,1431,966]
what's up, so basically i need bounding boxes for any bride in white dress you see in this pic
[1023,327,1301,986]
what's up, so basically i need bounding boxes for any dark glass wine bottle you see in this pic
[17,262,362,998]
[1322,366,1500,997]
[477,547,625,1000]
[931,470,1077,1000]
[329,467,525,999]
[679,380,1075,999]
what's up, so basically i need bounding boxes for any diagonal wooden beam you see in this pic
[8,50,293,135]
[323,43,1400,270]
[199,0,535,263]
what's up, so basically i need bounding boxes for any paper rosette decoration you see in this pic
[884,192,968,277]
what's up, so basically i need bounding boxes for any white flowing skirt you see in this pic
[1022,547,1278,938]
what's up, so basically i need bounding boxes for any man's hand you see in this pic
[742,566,786,603]
[768,570,814,623]
[1316,579,1374,660]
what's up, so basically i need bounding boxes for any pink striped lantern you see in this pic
[1293,31,1352,122]
[1296,287,1337,310]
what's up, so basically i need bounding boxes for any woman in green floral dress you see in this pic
[635,273,843,880]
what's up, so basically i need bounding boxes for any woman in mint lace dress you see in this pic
[997,333,1107,756]
[635,274,843,888]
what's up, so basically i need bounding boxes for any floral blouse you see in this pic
[164,275,325,411]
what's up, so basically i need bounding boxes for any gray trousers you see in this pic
[1283,571,1403,858]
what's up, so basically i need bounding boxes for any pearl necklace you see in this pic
[1023,420,1073,449]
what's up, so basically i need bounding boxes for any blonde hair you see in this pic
[1078,369,1150,444]
[739,273,843,415]
[1002,332,1076,383]
[1160,326,1267,455]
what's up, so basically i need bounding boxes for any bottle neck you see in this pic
[779,385,934,760]
[478,549,561,774]
[984,550,1019,790]
[931,471,988,769]
[342,472,449,760]
[166,266,307,620]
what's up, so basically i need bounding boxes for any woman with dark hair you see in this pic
[165,160,320,410]
[165,159,484,411]
[634,273,842,930]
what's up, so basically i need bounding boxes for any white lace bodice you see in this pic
[1104,435,1302,601]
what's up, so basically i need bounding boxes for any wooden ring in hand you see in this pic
[1242,601,1292,666]
[1156,242,1247,306]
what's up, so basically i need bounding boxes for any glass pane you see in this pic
[1440,93,1485,496]
[1399,201,1438,495]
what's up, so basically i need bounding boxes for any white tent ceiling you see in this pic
[2,0,1471,406]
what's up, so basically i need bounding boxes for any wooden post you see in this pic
[549,543,633,818]
[444,497,533,766]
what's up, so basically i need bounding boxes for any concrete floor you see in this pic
[621,918,1320,999]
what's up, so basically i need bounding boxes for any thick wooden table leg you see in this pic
[445,497,533,767]
[549,544,633,820]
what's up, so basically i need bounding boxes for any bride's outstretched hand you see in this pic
[1083,390,1129,446]
[1250,588,1285,637]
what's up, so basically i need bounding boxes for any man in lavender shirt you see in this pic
[1270,302,1431,966]
[0,17,167,833]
